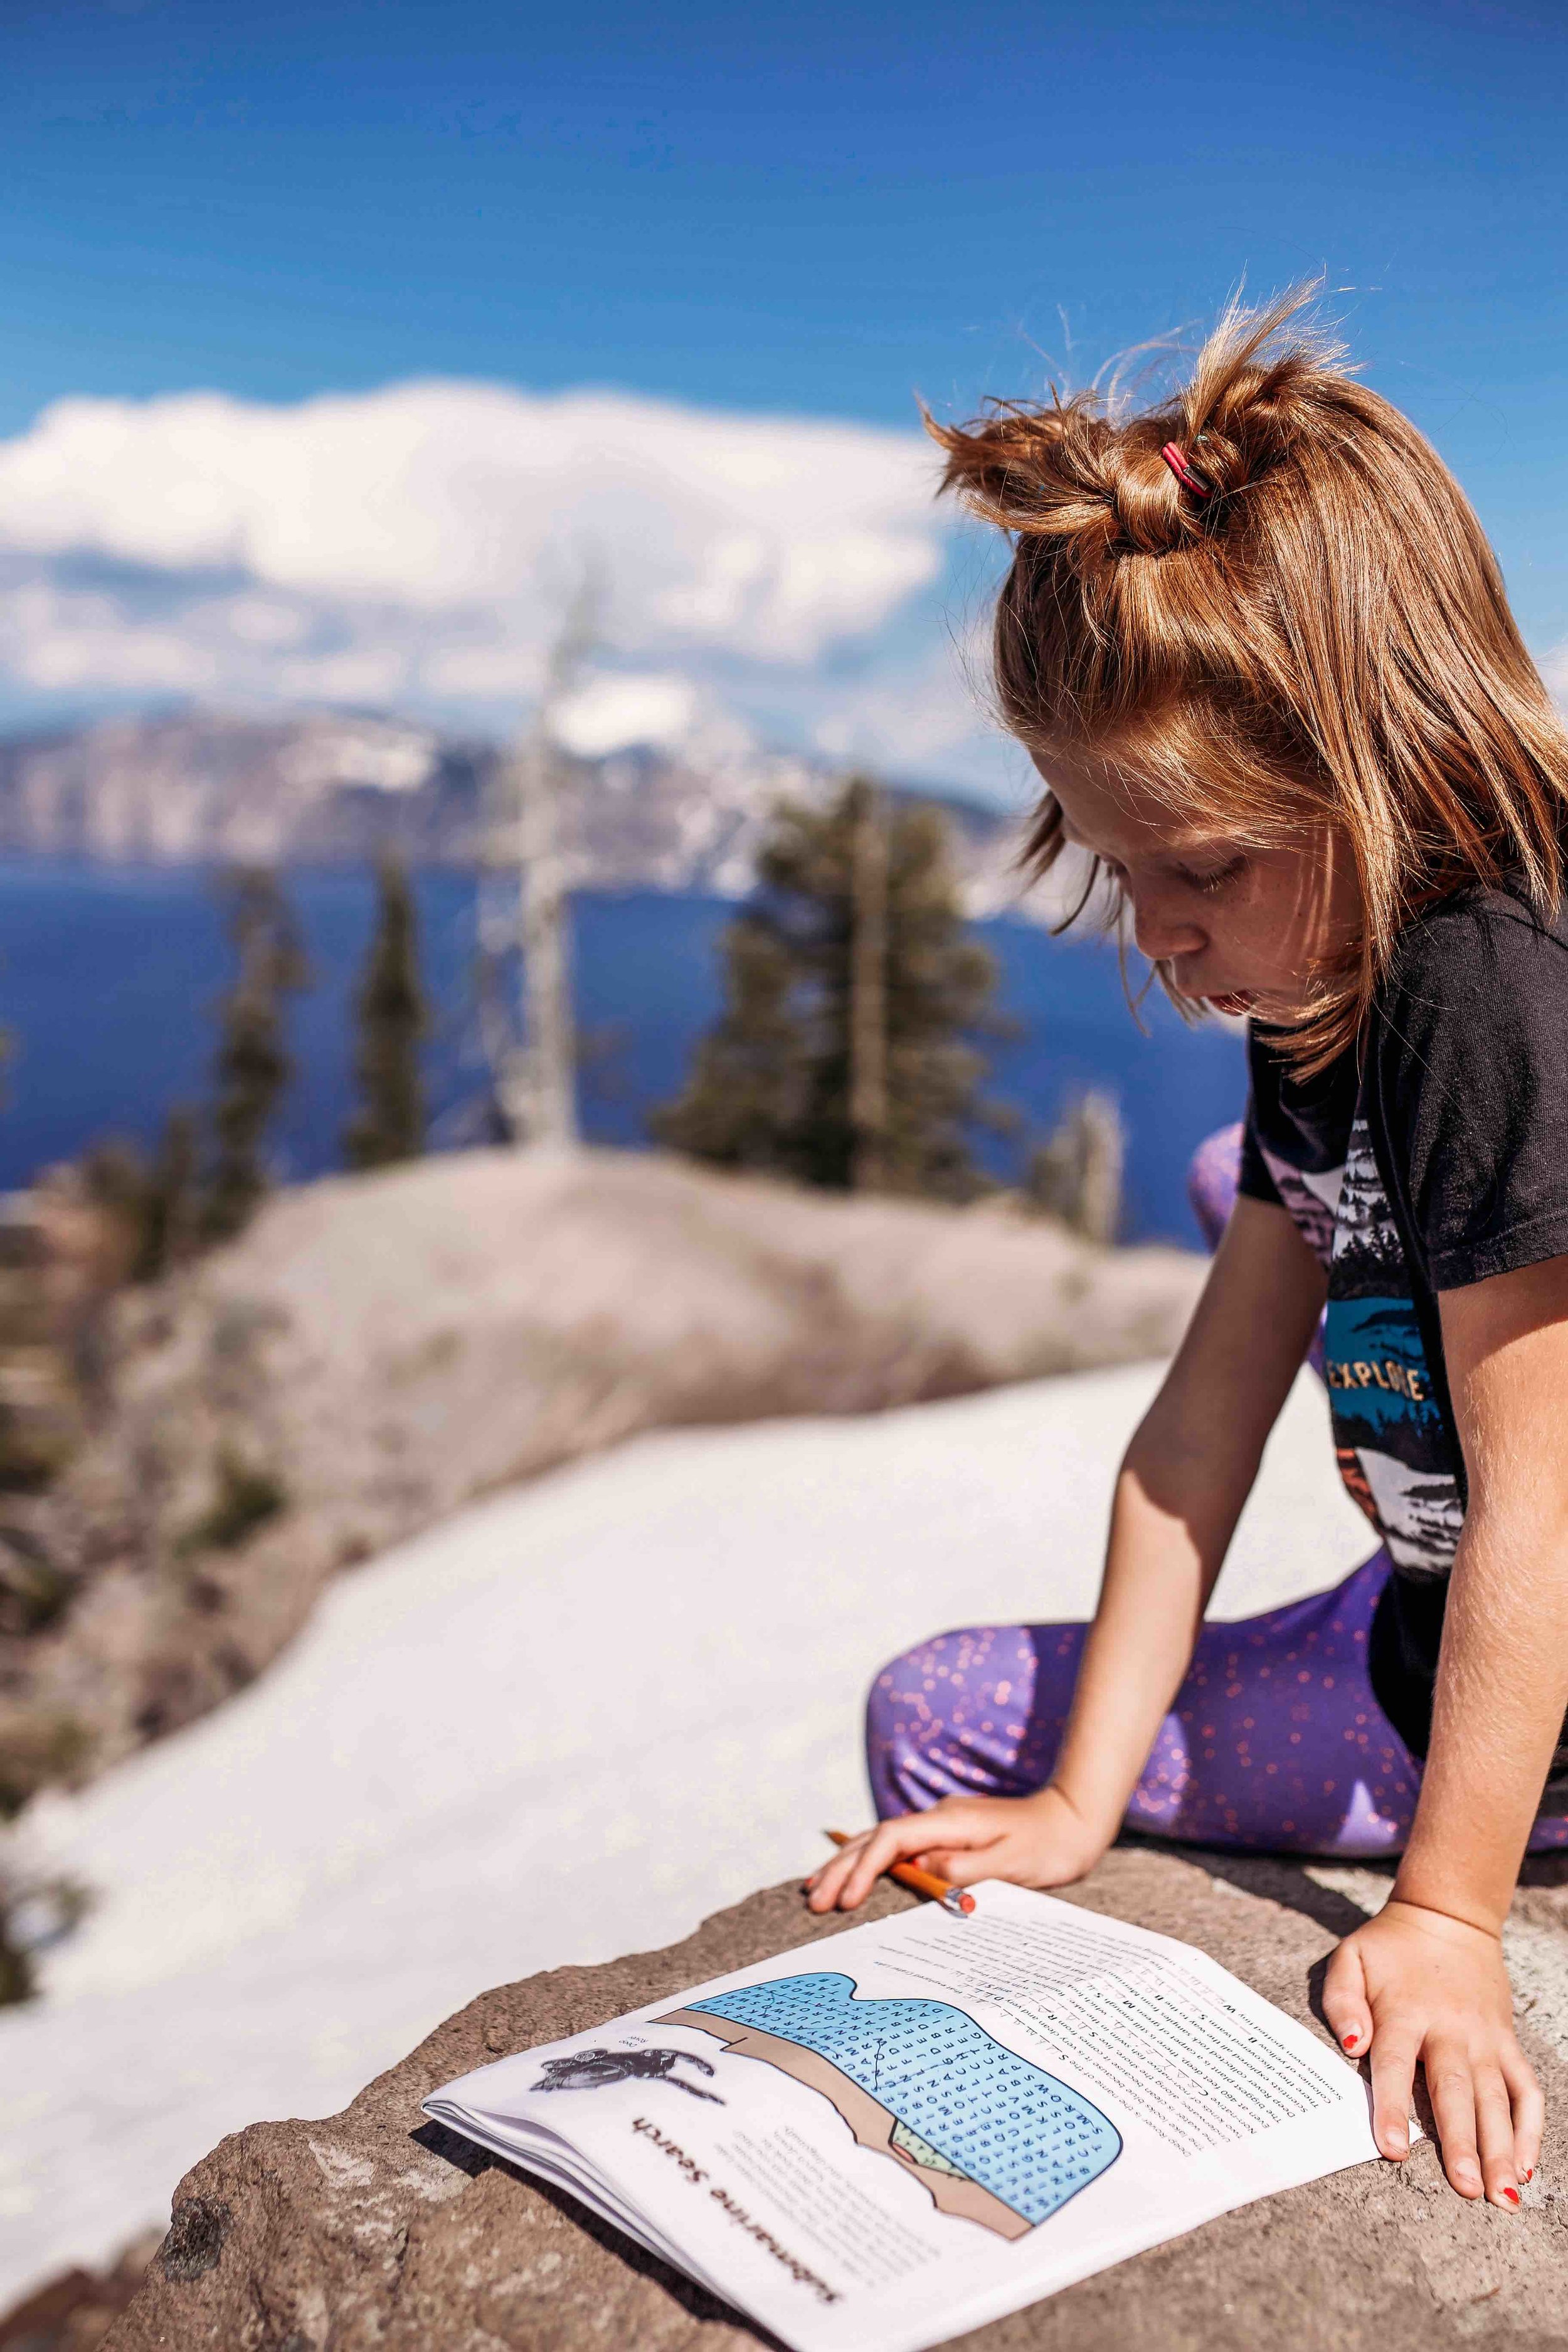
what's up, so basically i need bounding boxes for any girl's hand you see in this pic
[1323,1899,1542,2207]
[804,1785,1111,1914]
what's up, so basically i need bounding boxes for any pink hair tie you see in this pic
[1160,440,1212,499]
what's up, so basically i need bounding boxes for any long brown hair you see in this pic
[929,290,1568,1066]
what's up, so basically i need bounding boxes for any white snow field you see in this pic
[0,1361,1370,2304]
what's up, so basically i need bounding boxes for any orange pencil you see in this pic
[824,1828,976,1917]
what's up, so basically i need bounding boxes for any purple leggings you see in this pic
[865,1125,1568,1859]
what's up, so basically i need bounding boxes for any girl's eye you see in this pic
[1179,854,1246,895]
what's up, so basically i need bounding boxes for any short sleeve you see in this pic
[1236,1019,1358,1209]
[1237,1099,1284,1205]
[1373,893,1568,1292]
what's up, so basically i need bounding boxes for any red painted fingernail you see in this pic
[1502,2186,1520,2205]
[1342,2034,1359,2050]
[1526,2168,1535,2182]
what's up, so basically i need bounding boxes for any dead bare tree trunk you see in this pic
[485,580,597,1150]
[849,778,889,1193]
[1027,1089,1125,1244]
[513,719,577,1150]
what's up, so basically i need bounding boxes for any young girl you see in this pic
[807,294,1568,2213]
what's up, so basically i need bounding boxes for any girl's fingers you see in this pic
[1501,2043,1545,2186]
[803,1833,877,1912]
[1321,1938,1372,2059]
[1367,2027,1419,2161]
[816,1812,978,1911]
[918,1851,999,1888]
[805,1831,872,1886]
[1423,2038,1484,2198]
[1472,2065,1522,2209]
[835,1822,925,1909]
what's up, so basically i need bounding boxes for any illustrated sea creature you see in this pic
[532,2045,726,2102]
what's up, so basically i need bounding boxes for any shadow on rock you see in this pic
[408,2122,784,2345]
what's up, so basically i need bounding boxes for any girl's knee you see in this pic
[863,1629,977,1816]
[864,1632,956,1745]
[864,1626,1042,1818]
[1187,1122,1244,1253]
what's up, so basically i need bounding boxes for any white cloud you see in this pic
[0,380,943,664]
[0,376,1027,793]
[551,672,698,758]
[0,578,220,695]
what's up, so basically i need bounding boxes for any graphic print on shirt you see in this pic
[1256,1146,1343,1271]
[1323,1119,1464,1580]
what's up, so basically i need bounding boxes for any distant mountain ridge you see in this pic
[0,708,1046,920]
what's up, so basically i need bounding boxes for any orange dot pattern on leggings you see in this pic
[865,1549,1568,1858]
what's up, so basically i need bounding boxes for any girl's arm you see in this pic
[807,1195,1327,1912]
[1323,1254,1568,2209]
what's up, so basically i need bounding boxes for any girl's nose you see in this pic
[1130,889,1206,965]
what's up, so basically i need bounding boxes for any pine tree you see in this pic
[344,856,427,1171]
[140,1106,201,1277]
[201,869,309,1242]
[83,1106,202,1282]
[657,777,1005,1200]
[651,915,810,1176]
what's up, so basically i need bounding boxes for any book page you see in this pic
[861,1901,1347,2158]
[424,1883,1379,2352]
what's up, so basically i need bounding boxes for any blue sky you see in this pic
[0,0,1564,785]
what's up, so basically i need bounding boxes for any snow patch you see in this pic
[0,1362,1367,2303]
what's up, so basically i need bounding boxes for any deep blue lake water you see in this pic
[0,864,1246,1245]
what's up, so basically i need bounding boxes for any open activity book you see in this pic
[424,1882,1382,2352]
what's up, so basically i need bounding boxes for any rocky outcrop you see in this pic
[0,709,1037,915]
[0,1171,124,1528]
[0,1150,1203,1808]
[107,1850,1568,2351]
[0,2232,159,2351]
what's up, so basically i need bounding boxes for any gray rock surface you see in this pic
[110,1849,1568,2351]
[2,1150,1202,1803]
[0,709,1036,912]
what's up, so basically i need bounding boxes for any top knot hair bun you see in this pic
[1158,442,1211,499]
[932,282,1568,1079]
[927,288,1331,564]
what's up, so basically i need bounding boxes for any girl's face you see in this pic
[1034,749,1364,1021]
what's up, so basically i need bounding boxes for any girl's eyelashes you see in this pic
[1177,853,1248,895]
[1093,850,1246,894]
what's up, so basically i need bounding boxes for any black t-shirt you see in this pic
[1238,884,1568,1797]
